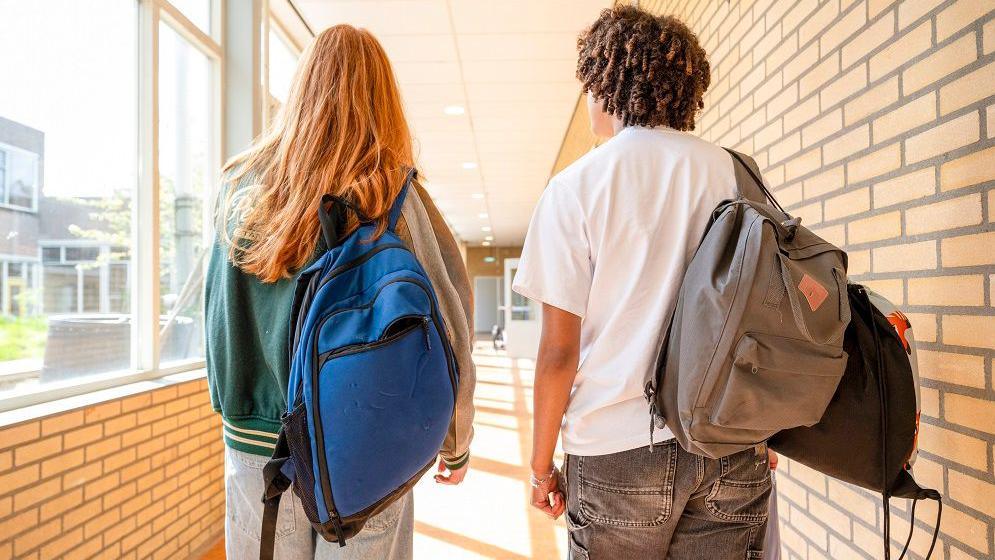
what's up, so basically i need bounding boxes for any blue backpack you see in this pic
[260,170,458,559]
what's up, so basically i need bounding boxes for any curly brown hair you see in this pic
[577,6,710,130]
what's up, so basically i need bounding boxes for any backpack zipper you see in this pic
[316,242,407,292]
[315,316,429,367]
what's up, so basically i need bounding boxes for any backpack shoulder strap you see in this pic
[723,147,788,216]
[388,168,418,232]
[259,431,293,560]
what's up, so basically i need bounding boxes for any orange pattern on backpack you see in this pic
[887,310,912,355]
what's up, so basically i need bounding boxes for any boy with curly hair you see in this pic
[513,6,773,558]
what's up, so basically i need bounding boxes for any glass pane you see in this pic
[169,0,211,36]
[0,148,7,205]
[5,148,38,209]
[64,246,100,262]
[109,263,129,314]
[508,267,536,321]
[82,266,101,313]
[41,247,61,263]
[0,1,136,395]
[268,27,298,104]
[43,265,77,313]
[158,22,212,366]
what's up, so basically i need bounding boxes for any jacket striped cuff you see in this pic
[222,417,280,456]
[442,450,470,470]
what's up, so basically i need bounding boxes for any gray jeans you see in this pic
[564,439,771,560]
[225,446,414,560]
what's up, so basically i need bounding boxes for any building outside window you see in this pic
[0,1,139,399]
[0,0,298,412]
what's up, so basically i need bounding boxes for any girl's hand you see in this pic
[434,458,469,485]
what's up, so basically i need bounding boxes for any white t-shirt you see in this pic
[512,126,738,456]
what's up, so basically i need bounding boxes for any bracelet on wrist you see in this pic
[530,466,558,488]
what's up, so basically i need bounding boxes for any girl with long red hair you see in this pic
[206,25,475,560]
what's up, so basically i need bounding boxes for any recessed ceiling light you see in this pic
[462,161,478,170]
[443,105,465,116]
[471,193,484,199]
[482,241,491,246]
[481,226,491,232]
[478,213,488,219]
[484,235,493,241]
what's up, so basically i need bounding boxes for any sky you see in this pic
[0,0,298,202]
[0,0,138,199]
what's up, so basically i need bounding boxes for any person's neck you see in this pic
[611,119,626,136]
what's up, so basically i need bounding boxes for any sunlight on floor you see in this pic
[411,341,567,559]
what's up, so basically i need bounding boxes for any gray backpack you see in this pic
[645,149,850,459]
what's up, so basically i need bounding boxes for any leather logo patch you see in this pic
[798,274,828,312]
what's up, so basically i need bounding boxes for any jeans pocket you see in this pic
[577,442,676,527]
[565,508,591,532]
[569,535,590,560]
[704,477,771,525]
[719,444,771,484]
[363,493,404,532]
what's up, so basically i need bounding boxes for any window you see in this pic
[0,0,138,399]
[169,0,212,36]
[0,0,305,411]
[158,20,216,367]
[38,242,129,314]
[268,25,299,104]
[0,144,39,211]
[508,267,537,321]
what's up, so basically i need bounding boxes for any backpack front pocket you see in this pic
[314,316,454,518]
[710,332,846,431]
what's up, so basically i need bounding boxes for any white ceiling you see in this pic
[294,0,610,245]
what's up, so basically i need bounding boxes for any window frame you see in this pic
[0,0,226,412]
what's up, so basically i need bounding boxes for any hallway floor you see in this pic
[202,342,568,559]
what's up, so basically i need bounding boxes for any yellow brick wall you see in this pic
[556,1,995,558]
[0,379,224,560]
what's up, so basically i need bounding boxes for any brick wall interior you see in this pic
[0,378,224,559]
[556,0,995,558]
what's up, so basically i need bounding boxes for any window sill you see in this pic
[0,366,207,428]
[0,202,37,214]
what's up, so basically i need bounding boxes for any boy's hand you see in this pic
[434,458,468,485]
[530,467,565,519]
[768,448,778,471]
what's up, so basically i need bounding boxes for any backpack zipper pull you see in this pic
[421,317,432,350]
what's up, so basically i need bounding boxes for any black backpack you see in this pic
[770,283,941,560]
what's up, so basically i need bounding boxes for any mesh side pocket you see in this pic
[283,402,321,524]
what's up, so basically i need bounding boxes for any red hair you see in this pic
[220,25,413,282]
